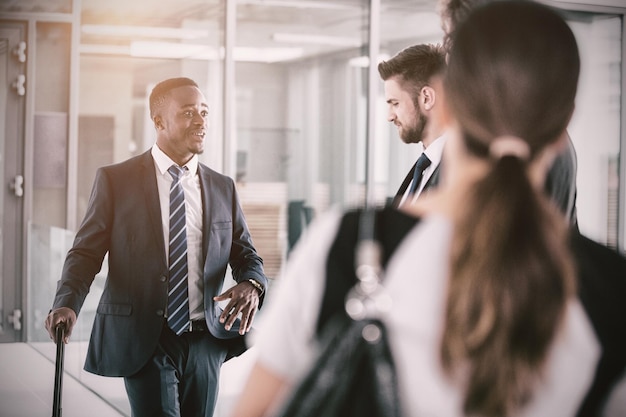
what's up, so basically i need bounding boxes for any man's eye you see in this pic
[184,111,193,117]
[201,111,208,117]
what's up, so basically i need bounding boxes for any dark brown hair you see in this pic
[442,1,580,416]
[439,0,490,52]
[377,43,446,106]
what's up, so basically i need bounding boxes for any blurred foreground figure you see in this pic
[229,2,626,417]
[440,0,579,225]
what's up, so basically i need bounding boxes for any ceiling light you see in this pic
[349,54,391,68]
[81,24,210,40]
[79,44,131,55]
[130,42,218,59]
[272,33,361,47]
[238,0,360,10]
[234,46,303,62]
[81,41,303,63]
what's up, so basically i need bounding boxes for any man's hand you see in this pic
[44,307,77,344]
[213,281,261,335]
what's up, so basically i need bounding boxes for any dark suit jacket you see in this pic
[393,135,578,220]
[545,133,578,225]
[391,161,441,208]
[52,150,267,377]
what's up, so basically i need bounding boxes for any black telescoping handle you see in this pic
[52,323,66,417]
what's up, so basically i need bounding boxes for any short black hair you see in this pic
[149,77,199,119]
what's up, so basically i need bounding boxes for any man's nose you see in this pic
[193,113,207,125]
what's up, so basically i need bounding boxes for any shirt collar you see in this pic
[151,144,198,176]
[422,134,447,167]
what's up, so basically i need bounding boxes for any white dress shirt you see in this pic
[151,145,205,321]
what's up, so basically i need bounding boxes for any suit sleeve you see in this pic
[545,134,577,223]
[52,168,112,315]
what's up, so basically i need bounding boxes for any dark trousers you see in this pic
[124,324,229,417]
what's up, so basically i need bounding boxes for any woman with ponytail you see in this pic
[429,2,583,415]
[230,2,626,417]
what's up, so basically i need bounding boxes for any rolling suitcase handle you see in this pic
[52,323,66,417]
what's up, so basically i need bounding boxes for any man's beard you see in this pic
[401,111,428,144]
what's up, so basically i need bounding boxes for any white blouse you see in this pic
[254,209,600,417]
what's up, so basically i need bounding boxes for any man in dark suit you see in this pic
[378,44,448,208]
[382,36,578,223]
[45,77,268,417]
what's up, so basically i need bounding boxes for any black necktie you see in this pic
[408,153,431,195]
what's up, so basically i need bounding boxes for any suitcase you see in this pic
[52,324,66,417]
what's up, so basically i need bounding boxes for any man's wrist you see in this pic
[247,278,264,295]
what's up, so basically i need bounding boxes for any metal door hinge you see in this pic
[13,41,26,63]
[10,175,24,197]
[8,309,22,331]
[12,74,25,96]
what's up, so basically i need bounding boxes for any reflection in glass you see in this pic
[566,12,622,247]
[21,1,625,416]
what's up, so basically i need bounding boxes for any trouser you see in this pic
[124,323,229,417]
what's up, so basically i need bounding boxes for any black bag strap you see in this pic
[317,206,420,335]
[277,206,414,417]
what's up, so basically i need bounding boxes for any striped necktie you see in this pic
[167,165,190,335]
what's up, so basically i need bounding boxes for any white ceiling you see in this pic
[75,0,443,61]
[1,0,444,60]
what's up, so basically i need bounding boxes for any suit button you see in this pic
[156,309,164,316]
[159,275,167,282]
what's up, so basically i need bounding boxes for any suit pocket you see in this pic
[97,303,132,316]
[212,221,232,230]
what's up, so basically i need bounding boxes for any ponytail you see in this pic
[440,139,576,416]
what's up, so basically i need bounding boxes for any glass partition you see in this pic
[20,1,625,416]
[27,223,129,414]
[565,11,622,248]
[233,1,370,281]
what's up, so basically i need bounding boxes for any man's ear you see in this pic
[421,86,436,111]
[154,116,163,130]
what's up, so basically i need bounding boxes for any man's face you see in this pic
[384,77,427,144]
[154,85,209,165]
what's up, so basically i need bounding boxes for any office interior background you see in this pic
[1,0,625,414]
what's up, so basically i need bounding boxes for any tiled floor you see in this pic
[0,343,124,417]
[2,339,625,417]
[0,341,257,417]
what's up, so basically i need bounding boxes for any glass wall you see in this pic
[233,1,371,277]
[565,10,622,247]
[7,0,624,415]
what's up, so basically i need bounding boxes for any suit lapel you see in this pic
[139,151,167,262]
[395,162,416,200]
[423,163,441,191]
[198,164,212,261]
[393,161,442,208]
